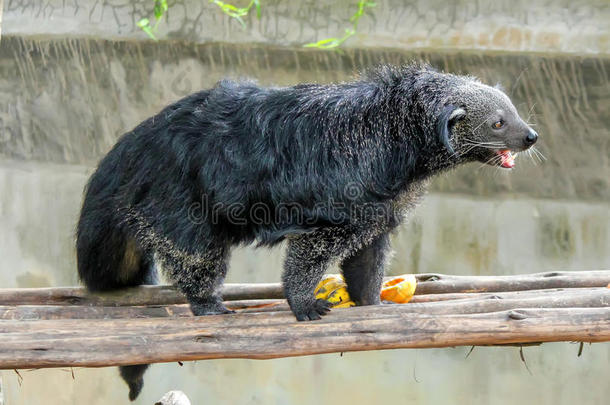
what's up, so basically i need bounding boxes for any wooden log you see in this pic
[0,285,187,307]
[409,287,607,303]
[0,306,608,369]
[0,270,608,306]
[0,300,286,320]
[0,283,283,307]
[0,288,607,320]
[399,288,610,314]
[413,270,610,294]
[0,304,193,320]
[225,299,286,312]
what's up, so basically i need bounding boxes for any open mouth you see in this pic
[495,149,516,169]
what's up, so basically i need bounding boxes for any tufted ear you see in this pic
[494,82,506,93]
[436,105,466,155]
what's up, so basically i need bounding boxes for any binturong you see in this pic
[76,63,538,400]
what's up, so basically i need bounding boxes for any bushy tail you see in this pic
[120,364,150,401]
[77,192,157,400]
[76,204,155,291]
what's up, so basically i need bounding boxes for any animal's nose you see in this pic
[524,128,538,145]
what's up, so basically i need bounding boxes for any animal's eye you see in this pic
[492,120,504,129]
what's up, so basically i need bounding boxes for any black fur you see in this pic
[76,63,535,399]
[119,364,149,401]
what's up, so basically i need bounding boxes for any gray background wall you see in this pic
[0,0,609,404]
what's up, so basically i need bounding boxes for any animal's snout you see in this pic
[524,128,538,146]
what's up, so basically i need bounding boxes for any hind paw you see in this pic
[190,299,235,316]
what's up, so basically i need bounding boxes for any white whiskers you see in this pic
[526,103,536,119]
[526,148,536,165]
[530,146,547,162]
[476,153,502,171]
[459,138,505,156]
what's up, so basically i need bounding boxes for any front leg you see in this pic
[341,232,391,306]
[282,225,386,321]
[282,236,333,321]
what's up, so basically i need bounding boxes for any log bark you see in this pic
[409,287,607,303]
[0,300,286,320]
[1,270,608,306]
[413,270,610,294]
[0,285,188,307]
[0,304,193,320]
[0,289,607,320]
[1,271,608,369]
[0,307,608,369]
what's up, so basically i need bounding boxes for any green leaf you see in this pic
[137,18,150,28]
[153,0,168,20]
[219,3,241,12]
[211,0,258,29]
[304,37,339,48]
[305,0,373,50]
[254,0,262,18]
[234,15,247,28]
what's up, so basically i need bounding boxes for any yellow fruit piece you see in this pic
[314,274,417,308]
[380,274,417,303]
[314,274,355,308]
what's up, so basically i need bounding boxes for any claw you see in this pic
[307,311,321,321]
[190,300,235,316]
[315,299,332,313]
[293,299,332,321]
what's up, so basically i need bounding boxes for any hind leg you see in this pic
[135,253,159,285]
[160,245,233,316]
[341,232,391,306]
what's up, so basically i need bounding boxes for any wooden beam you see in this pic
[0,299,285,320]
[1,270,608,306]
[0,306,608,369]
[0,283,284,306]
[0,285,188,307]
[0,288,607,320]
[409,287,609,303]
[413,270,610,294]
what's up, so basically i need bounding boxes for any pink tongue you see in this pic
[498,150,515,168]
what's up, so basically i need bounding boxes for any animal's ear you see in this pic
[437,105,466,154]
[494,82,506,93]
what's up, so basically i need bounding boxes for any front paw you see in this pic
[291,298,332,321]
[190,299,235,316]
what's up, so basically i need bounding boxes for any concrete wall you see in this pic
[1,0,609,404]
[4,0,610,54]
[1,39,608,200]
[2,159,609,291]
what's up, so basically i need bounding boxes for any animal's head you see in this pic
[437,78,538,169]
